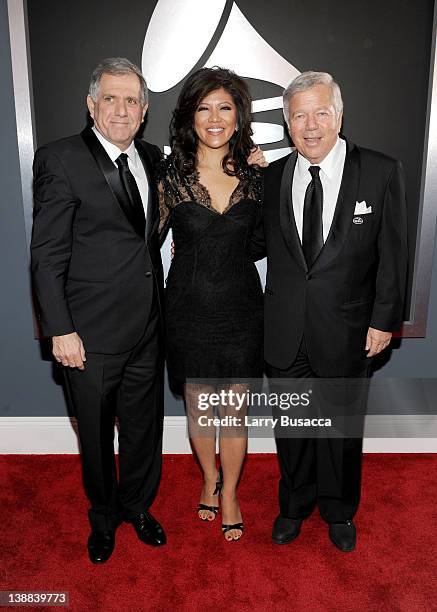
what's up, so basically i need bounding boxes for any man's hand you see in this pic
[365,327,392,357]
[52,332,86,369]
[247,146,269,168]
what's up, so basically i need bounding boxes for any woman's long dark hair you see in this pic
[169,67,254,176]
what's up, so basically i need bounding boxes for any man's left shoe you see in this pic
[130,511,166,547]
[272,515,303,544]
[87,530,115,564]
[328,520,356,552]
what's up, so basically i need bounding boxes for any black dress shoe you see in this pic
[329,521,356,552]
[87,530,115,564]
[272,515,303,544]
[130,512,166,547]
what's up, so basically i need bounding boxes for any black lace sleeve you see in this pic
[245,165,264,205]
[156,156,180,239]
[156,159,170,239]
[246,167,265,260]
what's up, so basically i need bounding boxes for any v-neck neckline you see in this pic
[195,175,241,215]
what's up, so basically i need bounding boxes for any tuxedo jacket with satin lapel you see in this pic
[31,127,163,354]
[260,138,408,376]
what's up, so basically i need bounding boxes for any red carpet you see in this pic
[1,454,436,612]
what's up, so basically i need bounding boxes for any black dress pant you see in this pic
[65,305,164,531]
[266,339,369,523]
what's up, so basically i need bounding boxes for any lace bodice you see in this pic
[157,156,263,236]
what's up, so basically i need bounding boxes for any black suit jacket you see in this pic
[31,127,163,354]
[255,138,408,376]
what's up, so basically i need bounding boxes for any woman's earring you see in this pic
[235,124,239,132]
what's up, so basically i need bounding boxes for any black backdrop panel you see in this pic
[27,0,435,325]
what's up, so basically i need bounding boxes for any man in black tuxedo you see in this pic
[31,58,166,563]
[257,71,407,551]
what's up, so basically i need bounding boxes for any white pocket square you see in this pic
[354,201,372,215]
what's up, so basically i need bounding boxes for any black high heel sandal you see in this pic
[221,488,243,541]
[222,522,244,541]
[198,467,223,521]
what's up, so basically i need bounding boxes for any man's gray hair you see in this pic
[283,71,343,127]
[89,57,148,105]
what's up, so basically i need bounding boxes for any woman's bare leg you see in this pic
[218,384,248,540]
[185,383,220,521]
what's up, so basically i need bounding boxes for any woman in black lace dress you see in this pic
[158,68,263,541]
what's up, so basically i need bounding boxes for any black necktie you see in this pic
[116,153,146,234]
[302,165,323,267]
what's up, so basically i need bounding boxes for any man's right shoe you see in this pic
[130,511,166,547]
[328,520,356,552]
[272,515,303,544]
[87,530,115,564]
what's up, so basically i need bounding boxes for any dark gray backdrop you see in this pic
[1,0,437,419]
[26,0,435,319]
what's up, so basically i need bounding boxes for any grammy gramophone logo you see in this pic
[142,0,300,162]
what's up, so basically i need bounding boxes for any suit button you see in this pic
[305,273,312,280]
[145,271,152,277]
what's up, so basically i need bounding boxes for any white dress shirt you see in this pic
[292,137,346,242]
[92,126,149,218]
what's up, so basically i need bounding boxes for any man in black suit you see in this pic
[256,71,407,551]
[31,58,166,563]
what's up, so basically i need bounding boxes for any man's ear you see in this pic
[336,110,343,133]
[87,95,95,119]
[142,103,149,122]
